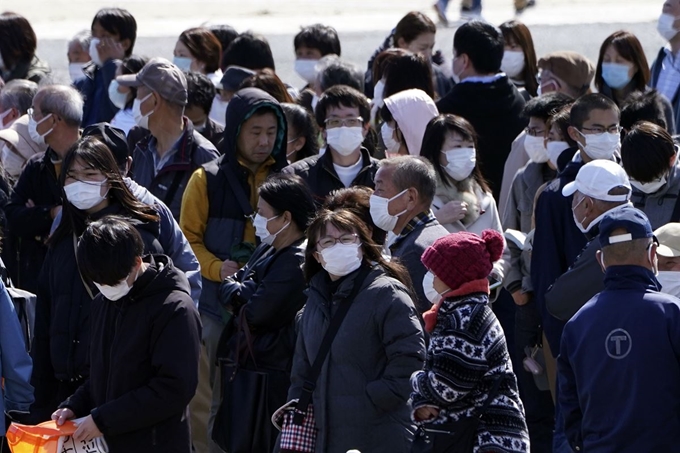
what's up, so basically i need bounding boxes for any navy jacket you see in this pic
[530,154,587,356]
[650,47,680,135]
[558,265,680,452]
[75,60,120,127]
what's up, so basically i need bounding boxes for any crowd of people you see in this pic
[1,1,680,453]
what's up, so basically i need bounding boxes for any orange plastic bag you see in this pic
[5,420,77,453]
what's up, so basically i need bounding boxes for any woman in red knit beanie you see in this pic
[410,229,530,453]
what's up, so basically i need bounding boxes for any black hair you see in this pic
[523,92,573,121]
[51,136,159,246]
[569,93,620,130]
[317,57,364,93]
[620,90,668,132]
[294,24,341,57]
[259,174,317,233]
[77,216,144,285]
[239,68,294,103]
[209,24,239,58]
[314,85,370,129]
[393,11,436,45]
[453,20,504,74]
[382,51,435,99]
[0,12,37,68]
[222,32,275,71]
[281,103,319,161]
[323,186,386,246]
[546,104,577,148]
[621,121,676,182]
[186,71,216,116]
[420,114,491,192]
[120,55,147,109]
[92,8,137,57]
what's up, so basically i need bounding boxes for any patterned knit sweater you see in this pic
[410,292,530,453]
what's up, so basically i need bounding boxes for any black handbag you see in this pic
[411,375,504,453]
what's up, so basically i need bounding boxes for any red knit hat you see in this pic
[421,230,504,291]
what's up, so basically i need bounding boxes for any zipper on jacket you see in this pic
[105,302,126,400]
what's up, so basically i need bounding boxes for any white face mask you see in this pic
[369,189,408,232]
[108,80,129,110]
[64,179,109,210]
[89,38,103,66]
[326,126,364,156]
[547,141,570,168]
[294,59,319,83]
[69,62,87,83]
[28,113,53,146]
[658,13,680,41]
[173,56,193,72]
[0,109,13,130]
[253,213,289,246]
[524,135,549,163]
[381,123,401,156]
[423,271,443,304]
[657,270,680,297]
[93,268,137,301]
[452,56,463,84]
[443,147,477,181]
[631,176,667,194]
[373,79,386,107]
[501,50,526,79]
[2,144,26,178]
[576,130,620,160]
[132,93,155,129]
[319,242,362,277]
[572,195,590,233]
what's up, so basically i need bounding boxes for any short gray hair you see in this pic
[380,156,437,205]
[37,85,84,127]
[0,79,38,114]
[316,56,364,93]
[69,30,92,52]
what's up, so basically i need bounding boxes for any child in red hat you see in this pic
[410,229,530,452]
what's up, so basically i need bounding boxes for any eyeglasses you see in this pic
[324,117,364,129]
[525,127,546,137]
[317,233,359,249]
[581,125,622,135]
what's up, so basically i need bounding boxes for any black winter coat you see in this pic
[60,254,201,453]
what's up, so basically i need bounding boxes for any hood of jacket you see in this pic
[221,87,288,170]
[384,89,438,156]
[125,254,191,304]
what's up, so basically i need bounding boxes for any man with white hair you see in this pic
[546,160,632,322]
[4,85,83,292]
[67,30,92,83]
[0,79,38,130]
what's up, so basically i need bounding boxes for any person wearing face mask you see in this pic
[500,20,539,100]
[411,229,529,453]
[370,156,448,312]
[212,174,316,452]
[283,85,378,200]
[281,102,319,164]
[0,114,46,181]
[596,31,676,135]
[651,0,680,135]
[184,72,224,150]
[173,27,222,81]
[0,79,37,132]
[537,51,594,99]
[621,122,680,228]
[4,85,83,294]
[653,222,680,298]
[212,65,256,127]
[30,136,171,422]
[380,89,438,158]
[420,115,508,297]
[75,8,137,127]
[557,207,680,453]
[437,21,527,202]
[66,31,92,84]
[117,58,219,221]
[108,55,147,136]
[51,216,201,453]
[276,208,424,453]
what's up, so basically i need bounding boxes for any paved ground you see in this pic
[11,0,665,88]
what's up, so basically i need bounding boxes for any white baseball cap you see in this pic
[654,223,680,257]
[562,160,631,202]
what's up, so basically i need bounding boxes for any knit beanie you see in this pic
[421,230,504,291]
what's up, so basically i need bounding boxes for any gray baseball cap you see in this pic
[117,57,188,106]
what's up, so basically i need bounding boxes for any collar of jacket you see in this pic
[603,265,661,292]
[309,264,376,310]
[138,117,196,174]
[321,146,372,180]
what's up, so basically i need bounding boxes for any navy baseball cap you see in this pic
[598,206,654,248]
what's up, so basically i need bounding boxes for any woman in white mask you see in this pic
[421,114,508,292]
[109,56,147,135]
[32,136,167,417]
[595,31,675,133]
[275,209,425,453]
[381,89,438,157]
[216,174,316,452]
[499,20,539,100]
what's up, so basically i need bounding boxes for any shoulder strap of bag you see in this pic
[220,161,254,217]
[293,266,371,423]
[476,374,504,420]
[73,233,95,300]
